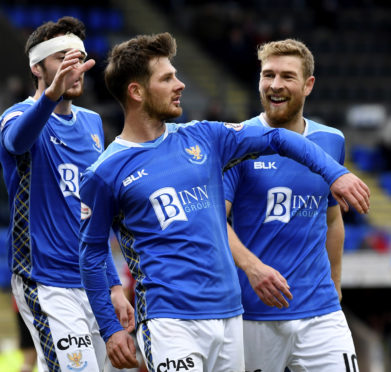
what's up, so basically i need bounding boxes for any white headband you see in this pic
[29,33,87,67]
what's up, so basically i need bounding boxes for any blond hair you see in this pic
[257,39,314,78]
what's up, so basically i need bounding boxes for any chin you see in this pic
[162,107,182,120]
[63,88,84,100]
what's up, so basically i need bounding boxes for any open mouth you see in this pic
[172,96,181,105]
[269,95,288,104]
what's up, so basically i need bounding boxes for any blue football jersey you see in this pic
[0,95,105,287]
[224,114,345,320]
[79,120,349,341]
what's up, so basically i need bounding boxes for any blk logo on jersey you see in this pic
[58,163,80,198]
[91,134,102,153]
[123,169,148,186]
[185,144,207,164]
[150,185,211,230]
[265,187,323,223]
[157,356,195,372]
[254,161,277,170]
[50,136,67,146]
[57,334,92,351]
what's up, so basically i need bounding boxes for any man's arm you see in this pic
[2,50,95,155]
[105,248,135,333]
[79,172,138,369]
[326,204,345,301]
[226,200,293,308]
[221,123,370,214]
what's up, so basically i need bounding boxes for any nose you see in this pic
[175,77,185,91]
[270,76,283,91]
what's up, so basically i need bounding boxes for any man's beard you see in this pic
[143,90,182,121]
[261,93,303,125]
[43,76,83,101]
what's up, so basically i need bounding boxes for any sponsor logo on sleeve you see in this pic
[81,202,92,220]
[0,111,23,131]
[223,122,244,131]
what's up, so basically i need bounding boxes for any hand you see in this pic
[106,330,139,369]
[330,173,370,214]
[111,285,135,333]
[247,261,293,309]
[45,49,95,101]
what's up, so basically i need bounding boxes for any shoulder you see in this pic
[0,99,34,130]
[71,104,101,117]
[86,140,131,175]
[166,120,222,132]
[241,115,263,127]
[306,119,344,139]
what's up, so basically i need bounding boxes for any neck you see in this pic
[263,112,305,134]
[120,109,166,143]
[34,88,73,115]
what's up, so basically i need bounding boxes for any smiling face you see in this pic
[259,55,314,127]
[142,57,185,120]
[40,49,86,100]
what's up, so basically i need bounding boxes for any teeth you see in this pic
[270,96,286,102]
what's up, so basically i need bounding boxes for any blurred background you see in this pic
[0,0,390,371]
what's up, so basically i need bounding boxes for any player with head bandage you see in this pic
[0,16,137,371]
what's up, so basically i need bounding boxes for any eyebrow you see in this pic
[262,69,298,75]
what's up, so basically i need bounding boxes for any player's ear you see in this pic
[31,64,42,78]
[128,82,143,102]
[304,76,315,97]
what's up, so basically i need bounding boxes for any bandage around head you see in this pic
[29,33,87,67]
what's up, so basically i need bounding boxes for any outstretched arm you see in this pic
[226,200,293,308]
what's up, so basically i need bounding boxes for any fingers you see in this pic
[333,194,349,213]
[331,174,370,214]
[254,277,292,309]
[107,332,139,369]
[126,307,135,333]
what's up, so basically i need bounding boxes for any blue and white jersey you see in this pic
[79,119,349,341]
[224,114,345,320]
[0,95,104,287]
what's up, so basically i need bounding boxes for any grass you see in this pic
[0,349,37,372]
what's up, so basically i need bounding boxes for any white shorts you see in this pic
[243,310,359,372]
[136,316,244,372]
[12,274,106,372]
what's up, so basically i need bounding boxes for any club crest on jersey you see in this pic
[185,145,207,164]
[66,350,88,370]
[223,122,243,131]
[81,202,92,220]
[91,134,102,153]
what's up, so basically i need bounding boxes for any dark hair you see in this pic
[104,32,177,108]
[25,16,86,88]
